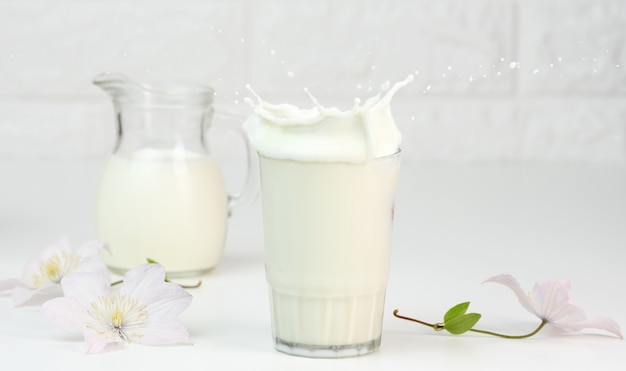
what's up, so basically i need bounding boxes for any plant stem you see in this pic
[393,309,548,339]
[393,309,445,330]
[468,319,547,339]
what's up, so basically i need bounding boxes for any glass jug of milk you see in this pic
[93,73,256,276]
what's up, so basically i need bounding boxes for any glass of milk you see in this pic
[94,73,257,276]
[244,76,412,358]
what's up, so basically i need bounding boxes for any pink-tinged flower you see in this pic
[0,238,109,306]
[42,263,192,354]
[484,274,622,339]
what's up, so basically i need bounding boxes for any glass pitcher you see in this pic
[93,73,256,276]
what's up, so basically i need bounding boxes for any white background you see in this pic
[1,1,625,370]
[0,0,624,163]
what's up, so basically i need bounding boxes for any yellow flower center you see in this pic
[111,308,124,329]
[87,294,149,343]
[31,252,82,288]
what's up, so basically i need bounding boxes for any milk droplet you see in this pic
[533,69,539,74]
[287,71,295,78]
[509,62,518,69]
[270,49,276,56]
[447,65,452,70]
[240,37,245,43]
[410,115,415,121]
[426,85,431,91]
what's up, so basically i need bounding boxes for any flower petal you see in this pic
[483,274,539,318]
[21,237,73,285]
[71,260,109,279]
[119,264,167,300]
[12,284,63,307]
[556,317,623,339]
[84,329,116,354]
[529,280,584,322]
[119,264,192,321]
[145,283,193,324]
[76,240,110,257]
[74,240,110,277]
[0,278,27,292]
[60,271,111,308]
[42,296,87,333]
[131,319,191,346]
[116,264,192,346]
[21,242,65,283]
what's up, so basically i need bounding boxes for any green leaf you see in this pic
[444,302,470,322]
[444,313,482,335]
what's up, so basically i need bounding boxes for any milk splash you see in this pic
[243,75,413,163]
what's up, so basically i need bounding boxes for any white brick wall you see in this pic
[0,0,624,163]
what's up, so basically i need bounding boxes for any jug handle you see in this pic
[213,109,259,217]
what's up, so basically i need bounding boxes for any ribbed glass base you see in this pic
[273,336,381,358]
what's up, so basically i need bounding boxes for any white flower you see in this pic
[484,274,623,339]
[0,237,109,306]
[42,263,192,354]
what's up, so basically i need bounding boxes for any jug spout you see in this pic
[93,73,151,105]
[93,72,214,106]
[94,72,218,156]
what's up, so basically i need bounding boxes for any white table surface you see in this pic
[1,158,625,370]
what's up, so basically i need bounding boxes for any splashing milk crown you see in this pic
[243,75,413,163]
